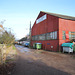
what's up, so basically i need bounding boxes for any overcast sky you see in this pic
[0,0,75,40]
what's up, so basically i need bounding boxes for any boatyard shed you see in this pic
[31,11,75,51]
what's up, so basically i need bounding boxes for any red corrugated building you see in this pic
[31,11,75,51]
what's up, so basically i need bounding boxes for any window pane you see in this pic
[53,32,54,39]
[71,32,75,39]
[69,32,71,39]
[39,34,45,40]
[42,34,45,40]
[62,31,65,40]
[32,36,35,40]
[50,32,53,39]
[35,35,38,40]
[54,31,57,39]
[46,33,50,40]
[39,35,42,40]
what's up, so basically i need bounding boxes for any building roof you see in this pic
[41,11,75,21]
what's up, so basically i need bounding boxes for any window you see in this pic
[41,34,45,40]
[39,34,45,40]
[35,35,38,40]
[70,32,75,39]
[32,36,35,40]
[69,32,71,39]
[32,31,57,41]
[39,35,42,40]
[62,31,66,40]
[46,33,50,40]
[46,32,53,40]
[46,31,57,40]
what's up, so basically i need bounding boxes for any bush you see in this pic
[0,28,15,47]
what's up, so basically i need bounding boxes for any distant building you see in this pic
[31,11,75,51]
[26,34,30,42]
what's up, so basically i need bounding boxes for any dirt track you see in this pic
[11,45,75,75]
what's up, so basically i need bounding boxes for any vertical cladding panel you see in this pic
[59,18,75,32]
[47,14,59,32]
[37,15,47,34]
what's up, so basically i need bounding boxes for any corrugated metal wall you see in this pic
[31,12,59,51]
[58,18,75,51]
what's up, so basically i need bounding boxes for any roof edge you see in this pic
[40,11,75,21]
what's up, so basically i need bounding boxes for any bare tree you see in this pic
[0,25,15,46]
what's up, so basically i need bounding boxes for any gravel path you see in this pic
[11,45,75,75]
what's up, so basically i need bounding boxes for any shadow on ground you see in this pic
[11,53,71,75]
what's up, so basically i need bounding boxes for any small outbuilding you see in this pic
[31,11,75,51]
